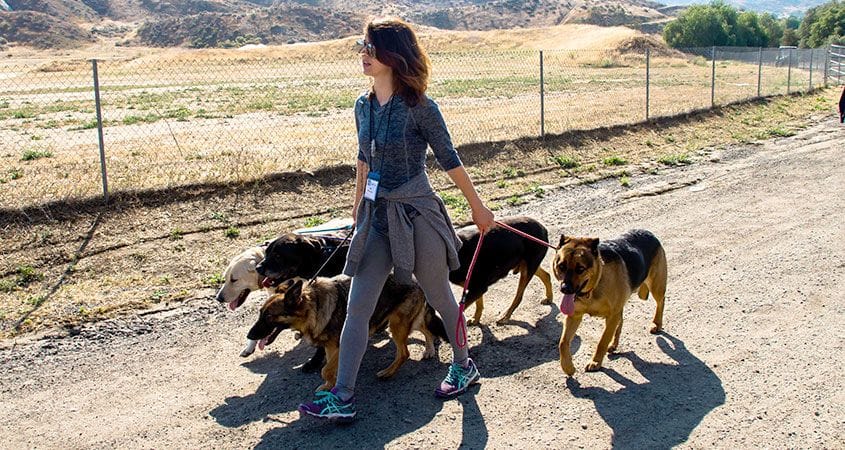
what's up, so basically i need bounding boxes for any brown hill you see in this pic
[0,10,95,49]
[0,0,675,49]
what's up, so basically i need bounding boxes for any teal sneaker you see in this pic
[298,388,356,421]
[434,358,480,399]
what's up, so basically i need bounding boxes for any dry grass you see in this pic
[0,38,819,209]
[0,87,838,338]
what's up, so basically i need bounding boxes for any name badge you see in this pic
[364,172,380,201]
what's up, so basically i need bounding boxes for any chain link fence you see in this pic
[0,45,836,212]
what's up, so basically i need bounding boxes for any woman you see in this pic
[298,17,495,421]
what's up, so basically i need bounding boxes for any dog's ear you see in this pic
[558,234,567,248]
[288,279,304,303]
[247,260,257,272]
[588,238,600,255]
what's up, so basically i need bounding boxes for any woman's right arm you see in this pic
[352,159,368,223]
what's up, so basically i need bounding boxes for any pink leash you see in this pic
[454,220,558,349]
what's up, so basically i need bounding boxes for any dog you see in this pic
[255,232,349,289]
[839,85,844,124]
[242,274,448,391]
[451,215,554,325]
[552,229,667,376]
[215,245,266,311]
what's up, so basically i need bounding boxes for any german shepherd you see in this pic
[243,274,448,391]
[452,215,554,325]
[552,229,667,376]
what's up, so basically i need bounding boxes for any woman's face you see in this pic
[360,36,391,79]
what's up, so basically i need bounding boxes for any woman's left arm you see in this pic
[446,166,495,234]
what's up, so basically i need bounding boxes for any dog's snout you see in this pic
[215,287,225,303]
[559,282,575,295]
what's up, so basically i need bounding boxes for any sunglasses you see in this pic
[354,39,376,58]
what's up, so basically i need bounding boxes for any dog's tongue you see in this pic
[258,337,268,351]
[261,277,273,288]
[560,293,576,316]
[227,299,238,311]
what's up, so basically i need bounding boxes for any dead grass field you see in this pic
[0,25,823,209]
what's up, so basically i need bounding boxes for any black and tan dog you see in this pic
[243,274,448,391]
[552,229,667,376]
[452,215,554,325]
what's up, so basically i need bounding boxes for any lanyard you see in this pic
[368,93,395,175]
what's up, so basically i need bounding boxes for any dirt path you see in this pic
[1,114,843,449]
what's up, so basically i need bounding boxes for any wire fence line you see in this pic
[0,45,838,211]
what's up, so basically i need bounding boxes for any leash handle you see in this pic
[493,220,558,250]
[455,231,485,349]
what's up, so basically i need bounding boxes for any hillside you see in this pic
[0,0,677,49]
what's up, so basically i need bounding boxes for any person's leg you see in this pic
[333,229,393,399]
[411,214,469,365]
[298,227,392,420]
[412,215,480,397]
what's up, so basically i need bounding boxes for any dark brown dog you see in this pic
[243,274,447,391]
[451,215,553,325]
[552,229,667,376]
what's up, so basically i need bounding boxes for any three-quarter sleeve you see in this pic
[355,94,368,164]
[413,98,462,171]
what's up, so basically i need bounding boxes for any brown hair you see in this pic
[366,18,431,107]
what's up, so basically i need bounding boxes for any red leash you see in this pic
[454,220,558,348]
[455,231,484,349]
[493,220,559,250]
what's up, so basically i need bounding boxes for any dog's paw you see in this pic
[585,362,602,372]
[649,324,662,334]
[540,297,553,305]
[466,318,481,327]
[375,368,396,379]
[495,316,512,326]
[421,347,436,360]
[315,383,332,392]
[561,364,576,376]
[608,344,618,354]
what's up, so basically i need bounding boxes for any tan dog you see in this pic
[552,229,667,376]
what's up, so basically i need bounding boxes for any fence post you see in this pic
[645,48,650,121]
[539,50,544,139]
[711,46,716,108]
[808,49,813,91]
[92,59,109,204]
[823,46,829,87]
[757,47,763,97]
[787,48,792,94]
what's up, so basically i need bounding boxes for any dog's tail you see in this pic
[424,305,450,342]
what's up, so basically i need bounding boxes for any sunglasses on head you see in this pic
[354,39,376,58]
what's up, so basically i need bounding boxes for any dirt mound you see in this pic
[616,35,679,57]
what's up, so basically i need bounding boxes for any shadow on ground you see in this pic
[209,309,570,448]
[566,333,725,450]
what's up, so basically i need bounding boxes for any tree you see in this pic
[663,1,738,48]
[798,1,845,47]
[736,11,767,46]
[781,28,799,46]
[662,1,783,48]
[758,13,783,46]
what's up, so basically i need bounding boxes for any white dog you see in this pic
[215,246,266,311]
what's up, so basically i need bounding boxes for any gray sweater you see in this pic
[355,93,462,189]
[344,171,462,284]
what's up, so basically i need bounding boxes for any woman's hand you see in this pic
[471,203,495,234]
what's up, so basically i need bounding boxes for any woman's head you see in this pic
[360,18,430,106]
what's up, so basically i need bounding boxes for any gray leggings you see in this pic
[334,214,468,397]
